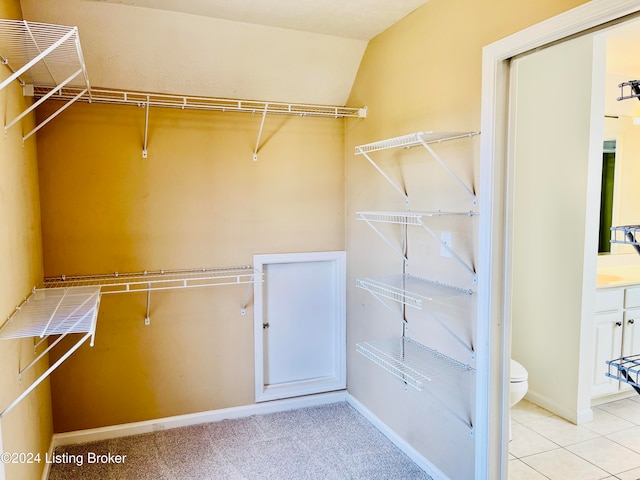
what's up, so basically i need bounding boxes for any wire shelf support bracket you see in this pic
[0,286,101,418]
[0,266,263,417]
[356,336,475,435]
[354,132,479,207]
[0,19,91,141]
[356,211,478,283]
[356,275,476,359]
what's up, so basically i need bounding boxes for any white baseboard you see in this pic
[345,393,449,480]
[525,391,593,425]
[40,436,56,480]
[52,390,347,448]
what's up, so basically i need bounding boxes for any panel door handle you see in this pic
[263,323,270,329]
[616,321,623,327]
[629,319,635,325]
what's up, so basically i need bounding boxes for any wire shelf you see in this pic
[32,86,367,119]
[0,19,88,91]
[354,131,479,155]
[0,286,99,340]
[39,265,262,293]
[356,337,474,391]
[606,354,640,388]
[357,274,475,309]
[356,211,477,225]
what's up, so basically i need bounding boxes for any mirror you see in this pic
[599,115,640,255]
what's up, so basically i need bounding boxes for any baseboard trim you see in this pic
[40,435,55,480]
[525,391,593,425]
[345,393,449,480]
[52,390,347,448]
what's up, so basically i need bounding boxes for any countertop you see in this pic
[597,265,640,288]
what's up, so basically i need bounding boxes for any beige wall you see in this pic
[345,0,588,477]
[509,35,601,422]
[0,2,52,479]
[35,100,346,432]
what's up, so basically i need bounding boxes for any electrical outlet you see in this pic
[441,232,452,257]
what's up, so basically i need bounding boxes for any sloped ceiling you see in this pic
[18,0,429,105]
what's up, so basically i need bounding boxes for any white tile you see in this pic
[521,449,609,480]
[509,423,559,458]
[508,459,548,480]
[607,426,640,454]
[566,436,640,475]
[525,415,600,446]
[616,466,640,480]
[598,399,640,425]
[585,407,636,435]
[511,400,554,424]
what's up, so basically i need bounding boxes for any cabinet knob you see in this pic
[630,319,636,325]
[616,321,623,327]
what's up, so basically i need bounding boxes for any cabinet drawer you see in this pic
[596,288,623,312]
[625,287,640,308]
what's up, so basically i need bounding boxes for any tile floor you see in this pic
[509,396,640,479]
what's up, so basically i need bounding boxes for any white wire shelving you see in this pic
[0,286,100,418]
[354,131,479,206]
[356,336,474,434]
[0,19,367,153]
[0,265,262,417]
[0,19,90,142]
[40,265,260,292]
[356,274,475,358]
[32,86,367,119]
[356,211,477,282]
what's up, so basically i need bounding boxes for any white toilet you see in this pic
[509,359,529,441]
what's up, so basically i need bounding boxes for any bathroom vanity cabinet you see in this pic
[593,284,640,398]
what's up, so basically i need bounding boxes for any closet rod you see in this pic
[34,86,368,119]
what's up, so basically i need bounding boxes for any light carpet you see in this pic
[48,401,432,479]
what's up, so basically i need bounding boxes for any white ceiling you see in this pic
[87,0,429,41]
[18,0,430,105]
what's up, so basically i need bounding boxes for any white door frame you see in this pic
[253,251,346,403]
[478,2,640,478]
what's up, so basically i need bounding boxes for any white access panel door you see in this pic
[254,251,346,402]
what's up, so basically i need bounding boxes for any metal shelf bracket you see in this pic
[253,103,269,161]
[354,132,479,207]
[356,211,478,283]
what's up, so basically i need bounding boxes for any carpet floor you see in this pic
[48,401,432,480]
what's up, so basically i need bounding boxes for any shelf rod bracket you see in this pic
[417,136,477,207]
[357,147,409,205]
[5,68,83,136]
[142,96,150,158]
[22,88,87,143]
[368,291,407,324]
[417,220,477,283]
[0,331,92,419]
[145,284,151,325]
[240,282,253,316]
[361,218,409,267]
[253,103,269,161]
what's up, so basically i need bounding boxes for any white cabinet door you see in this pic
[593,311,623,397]
[253,251,346,402]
